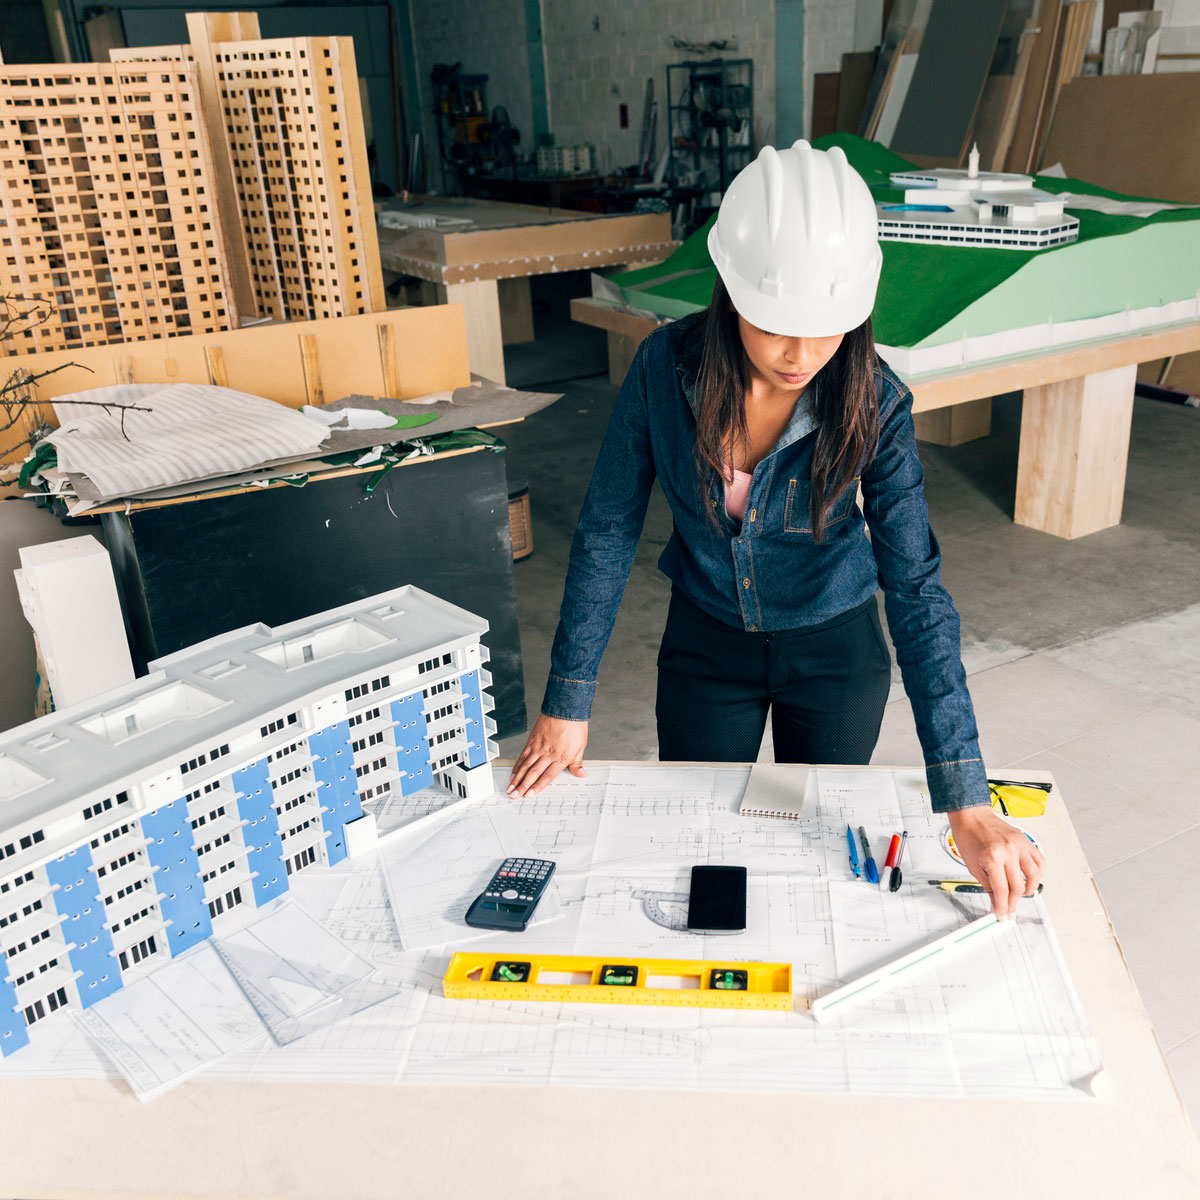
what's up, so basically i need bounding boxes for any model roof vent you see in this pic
[198,659,244,681]
[0,754,50,801]
[24,732,68,753]
[253,618,394,670]
[77,680,227,745]
[368,604,405,620]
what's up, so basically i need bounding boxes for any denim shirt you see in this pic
[542,312,989,813]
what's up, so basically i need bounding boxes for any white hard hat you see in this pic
[707,140,882,337]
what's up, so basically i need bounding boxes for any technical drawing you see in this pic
[0,764,1101,1100]
[0,585,496,1056]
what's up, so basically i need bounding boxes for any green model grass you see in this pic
[608,134,1200,351]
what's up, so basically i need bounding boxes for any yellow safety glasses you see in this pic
[988,780,1051,818]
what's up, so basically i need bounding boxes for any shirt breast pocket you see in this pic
[782,476,860,535]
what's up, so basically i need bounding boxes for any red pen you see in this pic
[888,831,908,892]
[884,834,901,870]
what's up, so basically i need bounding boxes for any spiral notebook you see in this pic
[737,764,810,820]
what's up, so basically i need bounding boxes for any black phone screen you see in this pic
[686,865,747,931]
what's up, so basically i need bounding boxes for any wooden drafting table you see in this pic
[572,298,1200,540]
[377,199,673,385]
[0,762,1197,1200]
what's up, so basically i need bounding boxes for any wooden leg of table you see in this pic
[607,332,639,386]
[1015,364,1136,539]
[913,398,993,446]
[498,277,535,345]
[438,278,506,385]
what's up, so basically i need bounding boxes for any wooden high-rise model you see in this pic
[0,59,237,354]
[0,12,383,357]
[114,12,385,323]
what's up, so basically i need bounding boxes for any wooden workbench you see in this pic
[377,199,673,385]
[571,298,1200,540]
[0,761,1196,1199]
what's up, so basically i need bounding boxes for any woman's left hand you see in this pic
[947,804,1046,919]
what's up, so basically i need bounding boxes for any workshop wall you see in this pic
[539,0,777,174]
[803,0,864,138]
[401,0,873,184]
[408,0,535,192]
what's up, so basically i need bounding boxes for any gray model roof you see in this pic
[0,586,488,837]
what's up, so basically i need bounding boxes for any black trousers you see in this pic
[656,589,892,764]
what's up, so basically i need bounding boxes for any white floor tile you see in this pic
[873,694,1044,774]
[1094,826,1200,1050]
[1166,1034,1200,1136]
[965,654,1157,750]
[1008,748,1195,874]
[1051,603,1200,722]
[870,699,922,767]
[1051,706,1200,827]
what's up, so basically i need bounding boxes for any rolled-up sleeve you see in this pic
[541,339,658,722]
[861,383,990,813]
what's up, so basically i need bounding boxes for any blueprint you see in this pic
[0,766,1101,1098]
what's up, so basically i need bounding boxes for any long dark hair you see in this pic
[694,276,879,542]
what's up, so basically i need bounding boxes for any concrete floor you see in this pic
[499,288,1200,1130]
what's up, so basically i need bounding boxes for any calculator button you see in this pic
[501,889,519,900]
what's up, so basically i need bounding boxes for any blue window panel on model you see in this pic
[0,971,29,1055]
[233,757,288,906]
[141,799,212,957]
[44,845,120,1008]
[459,670,489,768]
[310,722,361,866]
[391,695,432,795]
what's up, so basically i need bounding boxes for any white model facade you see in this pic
[878,145,1080,250]
[0,586,497,1055]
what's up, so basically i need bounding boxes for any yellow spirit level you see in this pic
[443,952,793,1010]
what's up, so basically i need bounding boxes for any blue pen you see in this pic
[858,826,879,884]
[845,824,861,879]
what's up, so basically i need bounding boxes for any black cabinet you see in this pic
[101,448,526,739]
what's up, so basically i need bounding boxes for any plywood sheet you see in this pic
[1042,73,1200,203]
[1006,0,1063,172]
[889,0,1009,160]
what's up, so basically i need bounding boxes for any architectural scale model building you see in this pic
[0,60,237,354]
[113,11,385,323]
[0,586,496,1055]
[877,144,1080,250]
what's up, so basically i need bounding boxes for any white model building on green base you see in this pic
[0,586,497,1055]
[878,145,1080,250]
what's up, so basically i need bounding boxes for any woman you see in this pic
[507,141,1043,917]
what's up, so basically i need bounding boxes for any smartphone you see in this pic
[686,865,747,932]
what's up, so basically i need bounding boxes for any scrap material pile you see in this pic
[3,309,559,513]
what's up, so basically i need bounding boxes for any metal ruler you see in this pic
[443,952,793,1010]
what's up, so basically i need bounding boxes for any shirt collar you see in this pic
[676,319,819,454]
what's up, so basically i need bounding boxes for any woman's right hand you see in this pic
[506,714,589,798]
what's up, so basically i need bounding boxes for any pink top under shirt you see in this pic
[723,466,752,522]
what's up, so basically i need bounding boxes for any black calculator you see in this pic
[464,857,556,931]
